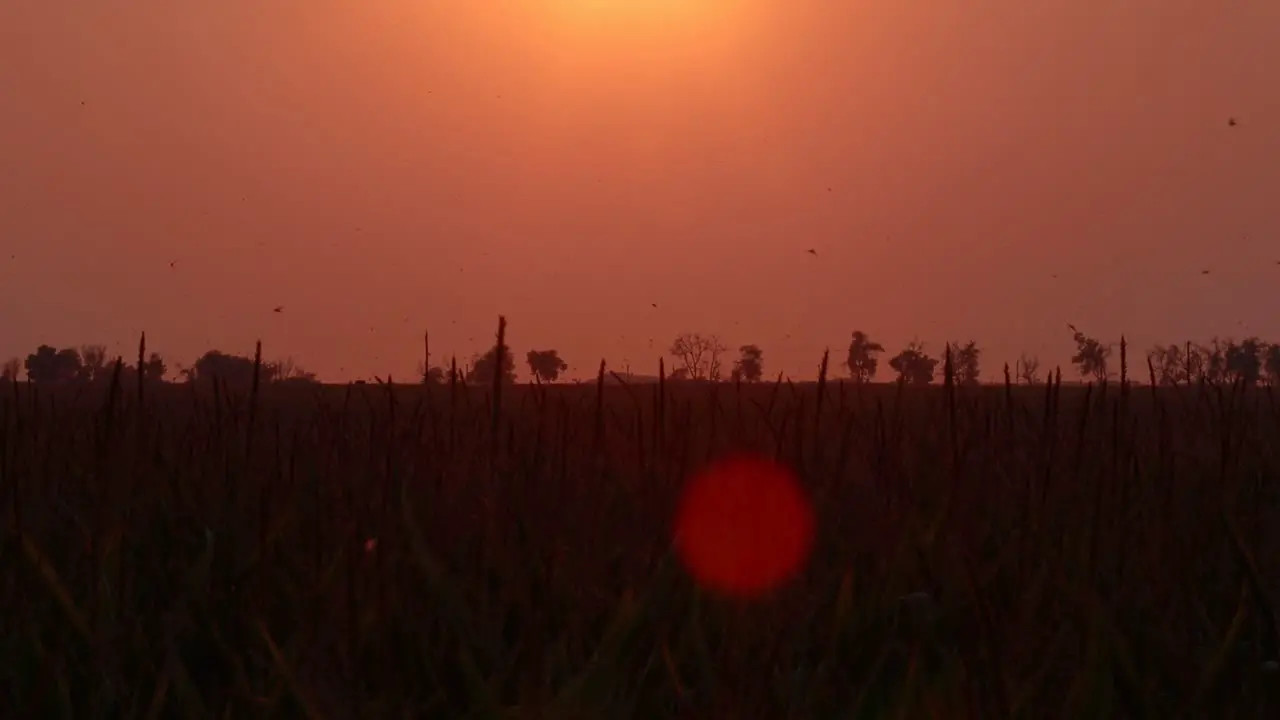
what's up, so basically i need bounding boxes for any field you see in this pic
[2,364,1279,718]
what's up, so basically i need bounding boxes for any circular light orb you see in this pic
[673,452,815,598]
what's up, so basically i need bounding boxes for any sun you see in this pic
[552,0,699,18]
[543,0,732,34]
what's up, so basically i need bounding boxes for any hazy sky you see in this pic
[2,1,1277,382]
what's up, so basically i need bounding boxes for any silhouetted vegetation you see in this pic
[2,321,1280,716]
[731,344,764,383]
[526,349,568,384]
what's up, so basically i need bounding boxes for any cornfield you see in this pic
[2,334,1278,719]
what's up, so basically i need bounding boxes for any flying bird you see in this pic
[1228,117,1238,127]
[806,249,817,256]
[1201,269,1210,275]
[273,306,283,313]
[651,303,658,308]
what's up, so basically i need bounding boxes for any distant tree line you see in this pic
[6,325,1280,388]
[657,327,1280,387]
[0,343,318,389]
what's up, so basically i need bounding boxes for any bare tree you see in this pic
[949,340,981,386]
[669,332,727,381]
[78,344,109,383]
[271,356,318,384]
[708,341,727,381]
[1149,344,1179,386]
[1016,352,1041,384]
[1196,338,1228,383]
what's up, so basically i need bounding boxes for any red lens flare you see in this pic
[673,453,814,598]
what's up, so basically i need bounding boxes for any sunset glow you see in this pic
[545,0,728,27]
[1,1,1275,383]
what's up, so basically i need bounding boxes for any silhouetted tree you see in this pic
[1264,343,1280,386]
[416,360,446,385]
[270,356,318,385]
[467,341,516,385]
[1223,337,1264,386]
[24,345,82,385]
[733,344,764,383]
[669,332,726,381]
[706,338,727,379]
[77,344,109,383]
[950,340,981,386]
[526,349,568,383]
[1196,338,1228,384]
[846,331,884,383]
[888,341,937,385]
[185,350,274,389]
[112,352,168,387]
[0,357,19,382]
[1148,344,1192,386]
[138,352,167,384]
[1016,352,1041,384]
[1068,326,1111,382]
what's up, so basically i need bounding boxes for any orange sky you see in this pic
[2,1,1277,382]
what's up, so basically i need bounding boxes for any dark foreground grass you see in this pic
[2,354,1279,718]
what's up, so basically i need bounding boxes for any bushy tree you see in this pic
[25,345,82,385]
[526,349,568,383]
[1223,337,1264,386]
[888,341,937,385]
[846,331,884,383]
[114,352,169,387]
[733,344,764,383]
[1068,325,1111,382]
[184,350,274,389]
[0,357,20,382]
[1264,343,1280,386]
[468,341,516,385]
[416,360,446,385]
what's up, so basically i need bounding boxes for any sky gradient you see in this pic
[2,1,1277,382]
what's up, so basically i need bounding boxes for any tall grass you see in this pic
[1,331,1278,718]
